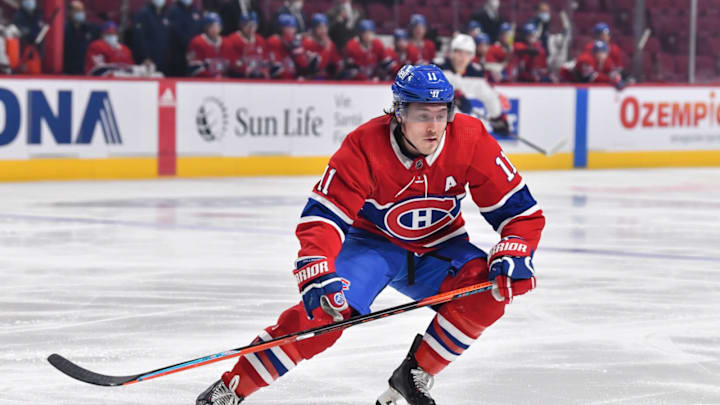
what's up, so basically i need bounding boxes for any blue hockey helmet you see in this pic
[522,22,538,35]
[394,28,409,40]
[499,22,512,33]
[204,12,222,27]
[475,33,490,45]
[391,64,456,121]
[239,11,258,26]
[358,19,376,32]
[592,40,609,53]
[311,13,328,28]
[409,14,427,28]
[277,13,298,28]
[594,22,610,35]
[467,20,482,32]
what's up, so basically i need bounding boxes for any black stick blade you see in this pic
[47,354,140,387]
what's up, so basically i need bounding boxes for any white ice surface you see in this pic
[1,168,719,405]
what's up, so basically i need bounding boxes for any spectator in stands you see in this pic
[473,33,490,66]
[570,40,621,85]
[528,2,551,53]
[512,22,548,82]
[343,19,387,80]
[13,0,43,45]
[85,21,134,76]
[385,28,419,77]
[409,14,436,63]
[486,22,512,82]
[63,1,99,75]
[471,0,505,43]
[466,20,483,38]
[168,0,203,77]
[219,0,266,37]
[132,0,171,74]
[266,13,316,79]
[275,0,306,33]
[328,0,362,49]
[187,12,232,77]
[301,13,341,79]
[584,22,623,70]
[227,11,268,78]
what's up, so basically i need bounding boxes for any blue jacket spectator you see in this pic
[63,1,100,75]
[167,0,203,76]
[13,0,43,44]
[132,0,171,74]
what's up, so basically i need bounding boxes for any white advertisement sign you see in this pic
[588,86,720,151]
[491,85,575,154]
[176,81,575,158]
[176,82,391,157]
[0,79,158,159]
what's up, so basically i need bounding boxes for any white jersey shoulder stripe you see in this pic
[309,193,354,224]
[298,216,346,243]
[477,180,527,213]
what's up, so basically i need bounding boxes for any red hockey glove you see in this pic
[488,237,537,303]
[293,257,348,322]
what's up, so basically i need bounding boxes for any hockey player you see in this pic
[385,28,420,77]
[583,22,623,70]
[84,22,134,76]
[266,13,316,79]
[512,22,548,82]
[301,13,342,79]
[226,12,268,78]
[572,40,622,85]
[409,14,436,63]
[442,34,510,135]
[473,33,491,66]
[486,22,513,82]
[187,12,233,77]
[343,19,388,80]
[196,64,544,405]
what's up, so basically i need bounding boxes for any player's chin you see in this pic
[421,138,440,153]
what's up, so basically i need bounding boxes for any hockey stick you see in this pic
[48,281,494,387]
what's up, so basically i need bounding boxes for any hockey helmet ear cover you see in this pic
[391,64,456,122]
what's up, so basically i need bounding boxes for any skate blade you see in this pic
[376,386,403,405]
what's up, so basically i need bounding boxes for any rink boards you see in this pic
[0,77,718,181]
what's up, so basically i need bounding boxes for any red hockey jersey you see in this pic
[584,40,624,69]
[187,33,233,77]
[84,39,134,76]
[266,34,313,79]
[226,32,267,78]
[411,38,436,63]
[301,35,342,79]
[343,37,388,80]
[386,43,420,77]
[296,114,545,266]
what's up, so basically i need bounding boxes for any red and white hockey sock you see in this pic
[415,313,479,375]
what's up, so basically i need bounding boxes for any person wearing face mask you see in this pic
[84,21,133,76]
[168,0,203,76]
[186,12,233,77]
[131,0,171,74]
[275,0,306,33]
[528,2,551,54]
[63,1,100,75]
[12,0,43,45]
[470,0,506,44]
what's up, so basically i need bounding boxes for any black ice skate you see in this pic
[376,334,436,405]
[196,378,244,405]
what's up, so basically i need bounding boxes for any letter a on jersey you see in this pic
[445,176,457,192]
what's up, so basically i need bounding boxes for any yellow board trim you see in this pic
[0,157,157,181]
[177,152,574,178]
[588,150,720,169]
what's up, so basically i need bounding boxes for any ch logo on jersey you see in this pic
[383,197,459,241]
